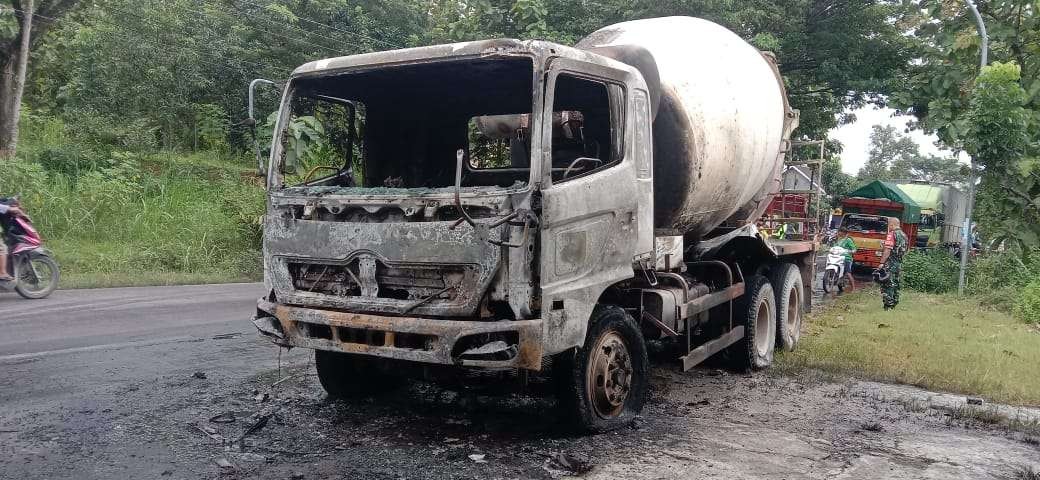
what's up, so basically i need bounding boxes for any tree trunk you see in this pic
[0,0,34,159]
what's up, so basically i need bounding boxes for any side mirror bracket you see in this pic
[248,78,278,178]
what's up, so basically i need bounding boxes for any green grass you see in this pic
[779,289,1040,406]
[3,146,265,289]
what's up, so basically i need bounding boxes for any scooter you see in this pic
[822,228,839,245]
[822,245,849,294]
[2,205,60,299]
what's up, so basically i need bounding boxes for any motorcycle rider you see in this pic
[836,230,857,291]
[0,198,25,283]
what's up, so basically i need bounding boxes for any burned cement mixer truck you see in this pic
[251,16,815,431]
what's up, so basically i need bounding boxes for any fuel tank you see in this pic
[577,17,798,237]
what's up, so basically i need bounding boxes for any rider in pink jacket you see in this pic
[0,201,24,283]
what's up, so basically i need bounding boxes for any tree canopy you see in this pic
[856,124,965,184]
[11,0,915,153]
[889,0,1040,248]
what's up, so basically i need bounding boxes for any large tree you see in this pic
[424,0,914,140]
[858,124,920,181]
[890,153,966,184]
[0,0,79,158]
[26,0,422,151]
[889,0,1039,247]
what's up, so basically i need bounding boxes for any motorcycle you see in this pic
[822,228,839,245]
[822,245,849,294]
[2,203,60,299]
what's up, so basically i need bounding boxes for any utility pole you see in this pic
[958,0,987,294]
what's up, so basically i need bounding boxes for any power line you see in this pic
[8,6,290,79]
[182,0,367,56]
[103,2,342,67]
[232,0,402,50]
[17,6,293,77]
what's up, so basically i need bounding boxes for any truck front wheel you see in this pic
[314,350,399,398]
[730,275,776,370]
[556,305,649,433]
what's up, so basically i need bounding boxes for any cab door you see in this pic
[537,57,654,352]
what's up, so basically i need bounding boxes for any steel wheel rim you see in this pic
[587,330,633,419]
[787,287,801,332]
[755,297,772,356]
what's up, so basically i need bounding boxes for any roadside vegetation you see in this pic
[897,248,1040,323]
[779,289,1040,406]
[0,1,1037,293]
[0,114,264,287]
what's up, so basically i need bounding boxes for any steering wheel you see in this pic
[562,157,603,179]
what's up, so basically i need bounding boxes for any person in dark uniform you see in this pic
[878,217,908,310]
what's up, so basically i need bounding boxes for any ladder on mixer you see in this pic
[762,140,826,241]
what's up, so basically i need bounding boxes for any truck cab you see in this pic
[254,38,652,361]
[839,213,891,269]
[252,18,815,432]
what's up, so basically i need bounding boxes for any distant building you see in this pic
[782,165,826,195]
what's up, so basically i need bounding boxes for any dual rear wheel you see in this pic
[731,265,805,370]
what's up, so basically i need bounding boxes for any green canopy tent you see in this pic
[843,180,922,224]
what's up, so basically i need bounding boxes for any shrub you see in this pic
[1014,280,1040,323]
[901,249,959,293]
[968,249,1040,312]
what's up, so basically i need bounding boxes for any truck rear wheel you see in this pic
[556,305,649,433]
[730,275,776,370]
[314,350,399,398]
[771,263,803,350]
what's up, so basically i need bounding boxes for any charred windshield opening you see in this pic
[277,57,535,191]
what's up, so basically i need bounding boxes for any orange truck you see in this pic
[839,181,921,269]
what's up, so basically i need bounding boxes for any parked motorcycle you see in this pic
[822,245,849,294]
[2,204,60,299]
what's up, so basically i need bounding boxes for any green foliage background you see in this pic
[2,0,921,286]
[899,246,1040,322]
[901,249,959,294]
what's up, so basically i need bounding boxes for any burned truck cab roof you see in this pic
[289,39,634,80]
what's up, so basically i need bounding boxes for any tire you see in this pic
[314,350,399,398]
[555,305,649,433]
[770,263,803,351]
[14,254,60,300]
[728,275,776,371]
[822,269,837,293]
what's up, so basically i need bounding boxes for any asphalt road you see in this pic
[1,282,1037,480]
[0,283,265,358]
[0,283,313,479]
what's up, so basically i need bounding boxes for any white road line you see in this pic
[0,336,196,363]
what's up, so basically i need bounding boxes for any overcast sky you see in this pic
[827,106,961,175]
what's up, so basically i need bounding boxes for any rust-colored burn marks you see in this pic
[259,299,544,371]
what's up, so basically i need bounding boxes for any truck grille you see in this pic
[287,259,473,302]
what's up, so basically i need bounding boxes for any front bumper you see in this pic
[252,298,545,370]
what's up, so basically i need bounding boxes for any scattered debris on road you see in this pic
[208,412,236,424]
[214,457,234,471]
